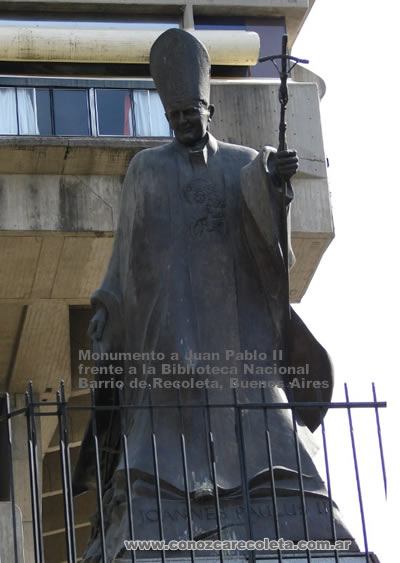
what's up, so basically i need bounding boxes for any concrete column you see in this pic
[9,300,71,455]
[0,501,24,562]
[10,393,42,563]
[183,1,195,28]
[4,300,72,560]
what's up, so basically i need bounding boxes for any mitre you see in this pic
[150,28,211,112]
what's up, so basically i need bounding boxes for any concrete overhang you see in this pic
[0,1,313,49]
[0,136,162,176]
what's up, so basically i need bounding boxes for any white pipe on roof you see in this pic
[0,27,260,66]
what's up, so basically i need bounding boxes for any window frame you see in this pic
[193,15,286,78]
[51,87,92,137]
[0,77,172,138]
[94,87,134,138]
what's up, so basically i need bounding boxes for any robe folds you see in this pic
[73,133,334,500]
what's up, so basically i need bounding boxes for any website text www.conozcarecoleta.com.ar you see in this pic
[124,538,352,551]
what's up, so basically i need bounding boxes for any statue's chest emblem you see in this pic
[183,156,226,239]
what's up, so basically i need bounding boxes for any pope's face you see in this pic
[166,102,214,147]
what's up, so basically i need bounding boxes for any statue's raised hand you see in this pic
[267,149,298,182]
[88,306,107,341]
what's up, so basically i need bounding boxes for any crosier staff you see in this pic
[259,34,309,388]
[259,34,309,367]
[259,39,313,547]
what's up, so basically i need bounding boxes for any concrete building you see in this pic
[0,1,334,561]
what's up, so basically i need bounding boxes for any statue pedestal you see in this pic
[115,556,377,563]
[84,490,360,561]
[129,494,355,545]
[82,481,358,561]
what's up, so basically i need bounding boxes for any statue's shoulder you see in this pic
[129,142,173,168]
[122,144,173,199]
[216,140,258,164]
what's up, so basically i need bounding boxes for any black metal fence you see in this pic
[0,382,387,563]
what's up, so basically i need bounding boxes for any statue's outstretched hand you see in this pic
[267,149,298,182]
[88,306,107,341]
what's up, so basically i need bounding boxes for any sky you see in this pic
[292,1,398,560]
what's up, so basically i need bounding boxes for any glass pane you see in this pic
[0,87,17,134]
[148,91,170,137]
[246,17,286,78]
[133,90,170,137]
[133,90,150,136]
[17,88,39,135]
[96,89,132,136]
[194,16,249,78]
[194,16,285,78]
[53,89,89,136]
[35,89,52,135]
[194,16,246,30]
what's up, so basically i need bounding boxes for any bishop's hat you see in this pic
[150,28,211,112]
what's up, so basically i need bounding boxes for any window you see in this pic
[53,90,90,136]
[0,86,171,138]
[96,89,132,136]
[194,16,286,78]
[195,16,247,31]
[131,90,169,137]
[35,89,52,135]
[95,89,169,137]
[246,17,287,78]
[0,88,39,135]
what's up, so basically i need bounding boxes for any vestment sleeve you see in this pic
[241,147,333,431]
[90,154,140,352]
[241,146,295,279]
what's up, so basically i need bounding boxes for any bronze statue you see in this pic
[73,29,356,560]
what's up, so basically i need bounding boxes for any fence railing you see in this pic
[0,381,387,563]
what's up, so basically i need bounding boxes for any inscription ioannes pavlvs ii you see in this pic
[138,500,330,524]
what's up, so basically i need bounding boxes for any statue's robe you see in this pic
[73,133,333,501]
[73,134,363,561]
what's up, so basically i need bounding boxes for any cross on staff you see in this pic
[260,34,309,153]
